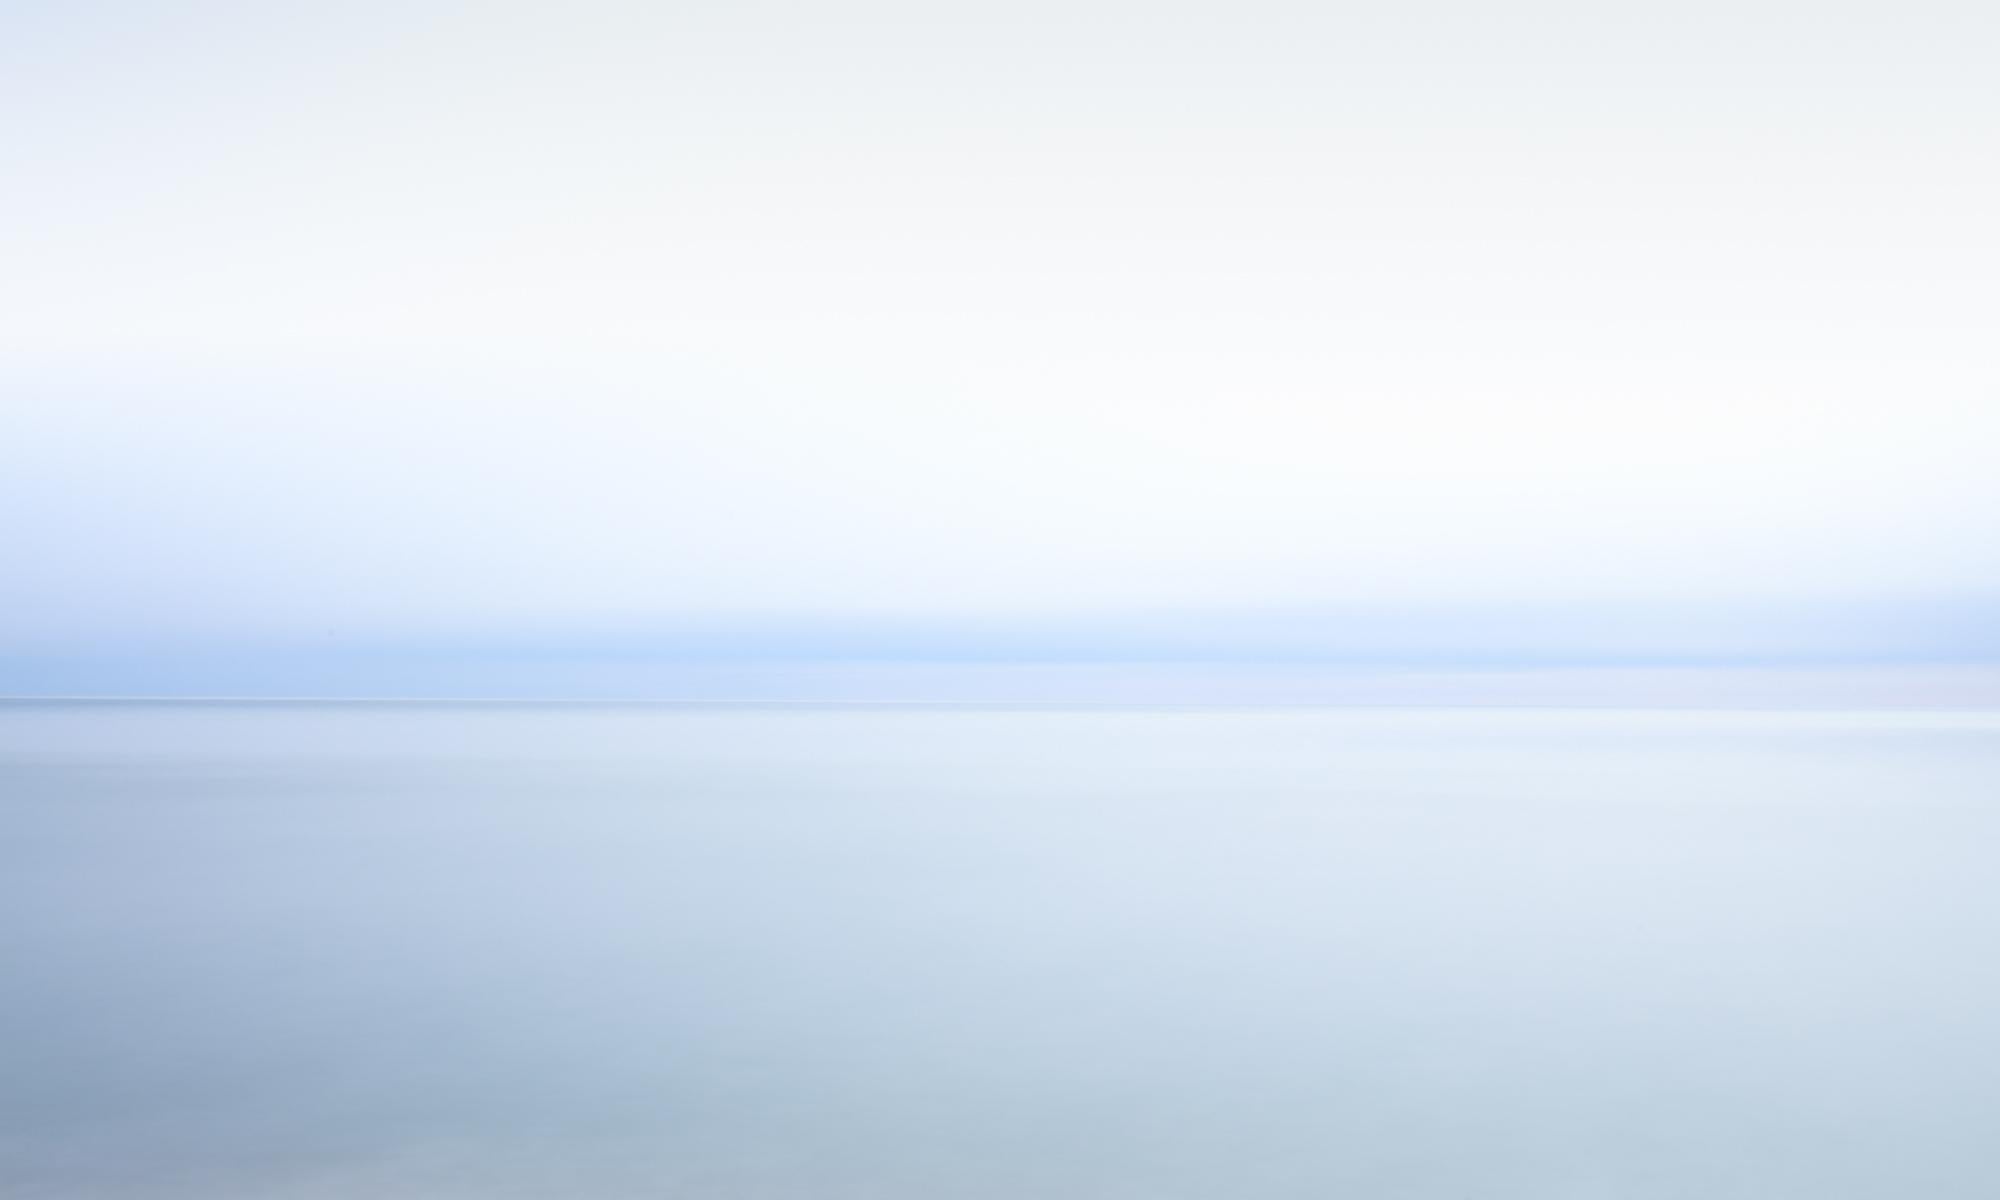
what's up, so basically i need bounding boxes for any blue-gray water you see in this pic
[5,703,2000,1199]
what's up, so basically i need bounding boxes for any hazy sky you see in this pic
[3,0,1996,690]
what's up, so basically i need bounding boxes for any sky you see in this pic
[2,0,1996,699]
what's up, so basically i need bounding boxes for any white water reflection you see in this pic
[4,704,2000,1198]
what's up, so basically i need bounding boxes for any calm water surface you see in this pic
[4,704,1999,1198]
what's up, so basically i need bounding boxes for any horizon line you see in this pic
[6,695,2000,715]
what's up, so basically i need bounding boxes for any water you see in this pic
[4,703,1999,1199]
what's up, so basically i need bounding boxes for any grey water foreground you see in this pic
[5,703,2000,1199]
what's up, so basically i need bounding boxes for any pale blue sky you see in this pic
[3,0,1995,697]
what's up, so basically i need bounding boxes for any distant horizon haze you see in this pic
[4,0,1996,701]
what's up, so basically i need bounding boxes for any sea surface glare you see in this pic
[4,703,1999,1199]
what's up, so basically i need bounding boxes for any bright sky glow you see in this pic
[3,0,1995,689]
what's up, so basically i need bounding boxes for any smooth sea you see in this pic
[4,702,1999,1198]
